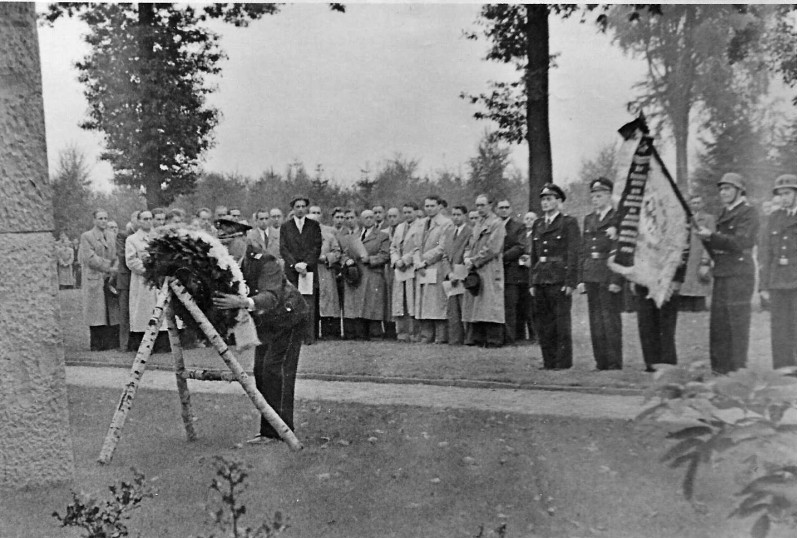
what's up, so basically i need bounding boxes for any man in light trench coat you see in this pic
[463,194,506,347]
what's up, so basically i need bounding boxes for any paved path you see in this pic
[67,366,648,421]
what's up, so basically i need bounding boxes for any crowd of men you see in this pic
[75,171,797,374]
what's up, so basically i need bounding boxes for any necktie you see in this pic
[454,227,459,240]
[361,228,367,242]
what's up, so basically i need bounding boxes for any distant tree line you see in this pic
[51,135,528,238]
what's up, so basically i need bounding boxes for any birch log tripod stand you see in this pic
[97,278,303,464]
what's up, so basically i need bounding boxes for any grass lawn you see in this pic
[59,289,773,391]
[0,386,773,538]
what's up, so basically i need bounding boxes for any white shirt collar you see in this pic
[598,206,612,221]
[545,211,560,223]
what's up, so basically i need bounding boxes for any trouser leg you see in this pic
[118,287,130,350]
[725,275,754,372]
[710,279,731,374]
[554,289,573,369]
[586,283,606,369]
[256,325,302,438]
[772,289,797,368]
[419,319,435,343]
[533,285,557,368]
[503,283,519,344]
[434,320,448,343]
[602,285,623,369]
[637,296,660,367]
[447,295,464,345]
[658,294,679,365]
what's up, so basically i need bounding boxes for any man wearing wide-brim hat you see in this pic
[576,177,624,370]
[529,183,581,369]
[759,174,797,369]
[695,172,760,374]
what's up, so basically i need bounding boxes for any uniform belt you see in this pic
[713,248,752,256]
[590,252,609,259]
[538,256,563,263]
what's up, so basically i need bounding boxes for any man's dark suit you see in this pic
[502,217,526,344]
[445,223,471,344]
[280,217,322,343]
[116,230,131,350]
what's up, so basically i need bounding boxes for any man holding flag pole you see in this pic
[608,116,691,372]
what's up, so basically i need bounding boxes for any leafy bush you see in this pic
[199,456,288,538]
[638,362,797,538]
[52,468,154,538]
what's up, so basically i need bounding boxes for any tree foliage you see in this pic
[40,3,343,208]
[604,5,773,189]
[51,145,93,239]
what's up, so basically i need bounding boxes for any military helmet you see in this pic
[773,174,797,194]
[717,172,745,193]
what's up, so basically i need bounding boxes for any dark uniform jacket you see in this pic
[529,213,581,288]
[702,201,759,278]
[241,245,308,337]
[502,217,527,285]
[760,209,797,290]
[578,208,623,286]
[280,217,323,286]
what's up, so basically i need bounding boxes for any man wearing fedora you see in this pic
[577,177,624,370]
[696,172,759,374]
[529,183,581,369]
[759,174,797,369]
[280,195,323,344]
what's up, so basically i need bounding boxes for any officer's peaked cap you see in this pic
[540,183,566,202]
[590,177,613,193]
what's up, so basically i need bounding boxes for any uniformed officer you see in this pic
[529,183,581,369]
[759,174,797,369]
[577,177,623,370]
[213,216,310,444]
[696,172,759,374]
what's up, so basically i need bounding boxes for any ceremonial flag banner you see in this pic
[609,119,691,307]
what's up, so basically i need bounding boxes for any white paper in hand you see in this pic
[298,272,314,295]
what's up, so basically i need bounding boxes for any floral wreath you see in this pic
[144,225,248,339]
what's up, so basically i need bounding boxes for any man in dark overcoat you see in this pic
[496,199,527,345]
[529,184,581,369]
[577,177,624,370]
[280,195,323,344]
[696,172,760,374]
[116,211,138,351]
[214,217,309,445]
[759,174,797,369]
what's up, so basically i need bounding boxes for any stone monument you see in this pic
[0,2,75,487]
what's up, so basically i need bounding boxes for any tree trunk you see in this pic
[137,3,163,208]
[673,105,690,192]
[525,4,553,214]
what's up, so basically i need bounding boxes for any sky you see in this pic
[37,3,650,193]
